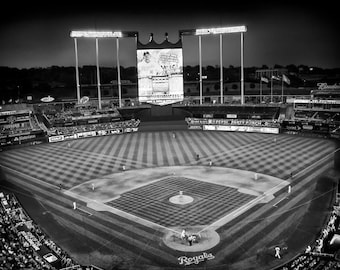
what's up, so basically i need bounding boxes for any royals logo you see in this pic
[178,252,215,265]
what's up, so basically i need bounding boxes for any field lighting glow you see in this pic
[195,26,247,35]
[70,31,123,38]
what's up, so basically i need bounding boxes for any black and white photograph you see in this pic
[0,1,340,270]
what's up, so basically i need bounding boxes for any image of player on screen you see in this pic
[138,51,163,79]
[138,51,164,97]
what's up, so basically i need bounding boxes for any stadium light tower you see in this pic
[70,30,138,109]
[180,25,247,105]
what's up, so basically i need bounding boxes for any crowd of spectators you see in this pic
[43,109,95,123]
[0,111,43,137]
[0,191,87,270]
[293,110,340,124]
[41,106,120,125]
[48,119,140,136]
[274,205,340,270]
[0,122,32,136]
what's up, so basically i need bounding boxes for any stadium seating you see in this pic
[0,190,102,270]
[273,205,340,270]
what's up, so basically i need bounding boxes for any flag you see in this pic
[261,76,269,83]
[271,75,281,81]
[282,74,291,85]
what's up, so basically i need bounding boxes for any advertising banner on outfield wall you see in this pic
[110,129,123,134]
[64,134,77,140]
[188,125,203,130]
[124,127,138,133]
[48,135,65,143]
[226,114,238,119]
[203,125,279,134]
[76,131,97,138]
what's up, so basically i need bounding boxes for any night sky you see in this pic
[1,1,339,69]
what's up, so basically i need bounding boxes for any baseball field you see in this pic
[0,129,339,270]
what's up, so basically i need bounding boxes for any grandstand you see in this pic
[0,104,46,147]
[0,190,101,270]
[0,97,340,270]
[282,83,340,138]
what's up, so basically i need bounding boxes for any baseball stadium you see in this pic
[1,27,340,270]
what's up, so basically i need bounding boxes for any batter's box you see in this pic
[107,176,256,227]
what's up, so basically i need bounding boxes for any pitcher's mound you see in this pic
[169,194,194,205]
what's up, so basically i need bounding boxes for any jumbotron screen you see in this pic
[137,48,184,106]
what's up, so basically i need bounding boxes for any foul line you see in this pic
[197,148,338,233]
[0,164,60,190]
[273,197,288,207]
[75,207,93,216]
[64,190,180,235]
[198,181,289,234]
[291,147,340,180]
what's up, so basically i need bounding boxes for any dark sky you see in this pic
[1,1,339,69]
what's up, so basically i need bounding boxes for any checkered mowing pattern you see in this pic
[107,176,255,227]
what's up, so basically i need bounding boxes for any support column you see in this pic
[240,32,245,105]
[116,38,122,108]
[220,34,223,104]
[95,38,102,110]
[74,38,81,103]
[199,35,202,105]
